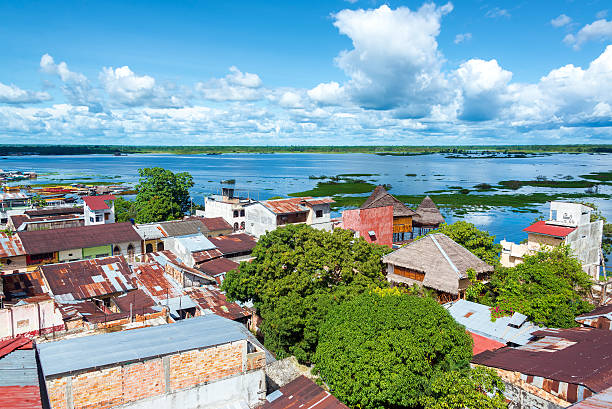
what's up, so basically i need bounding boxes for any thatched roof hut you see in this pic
[360,185,416,217]
[413,195,445,228]
[383,233,493,295]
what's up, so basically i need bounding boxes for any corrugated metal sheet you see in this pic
[175,234,216,252]
[185,286,251,321]
[82,195,116,210]
[209,233,257,256]
[41,256,135,300]
[0,232,26,257]
[0,192,29,201]
[261,376,349,409]
[0,338,41,409]
[0,386,42,409]
[472,328,612,393]
[198,257,239,275]
[0,350,39,387]
[262,197,311,214]
[523,220,577,237]
[37,314,249,377]
[445,300,543,346]
[2,271,47,300]
[131,262,183,300]
[569,386,612,408]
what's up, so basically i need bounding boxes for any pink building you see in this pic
[341,205,393,247]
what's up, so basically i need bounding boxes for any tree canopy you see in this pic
[134,167,194,223]
[486,246,593,327]
[221,224,392,362]
[313,289,506,409]
[114,197,137,223]
[431,221,501,266]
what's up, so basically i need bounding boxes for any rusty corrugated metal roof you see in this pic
[209,233,257,256]
[262,197,312,214]
[2,271,47,300]
[0,232,25,258]
[472,328,612,393]
[131,262,182,300]
[197,257,239,275]
[192,248,223,263]
[261,376,349,409]
[185,286,250,322]
[568,386,612,408]
[41,256,135,301]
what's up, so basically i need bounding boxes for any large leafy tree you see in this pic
[134,167,194,223]
[432,221,501,266]
[222,224,392,362]
[487,246,593,327]
[313,290,506,409]
[114,197,137,223]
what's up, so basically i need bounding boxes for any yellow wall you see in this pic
[393,216,412,233]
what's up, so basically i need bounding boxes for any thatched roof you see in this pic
[413,196,445,227]
[360,185,416,217]
[382,233,493,294]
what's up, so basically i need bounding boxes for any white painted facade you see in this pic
[245,200,333,238]
[549,201,592,227]
[204,193,254,232]
[84,199,115,226]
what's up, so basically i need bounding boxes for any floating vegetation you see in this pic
[498,179,597,189]
[221,179,236,184]
[580,170,612,182]
[289,180,377,197]
[405,173,417,177]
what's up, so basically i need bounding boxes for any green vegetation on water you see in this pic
[0,144,611,155]
[580,170,612,182]
[499,179,598,189]
[289,180,377,197]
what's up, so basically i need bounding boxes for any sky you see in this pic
[0,0,611,146]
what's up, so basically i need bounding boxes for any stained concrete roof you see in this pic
[38,314,249,377]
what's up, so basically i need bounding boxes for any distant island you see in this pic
[0,144,611,156]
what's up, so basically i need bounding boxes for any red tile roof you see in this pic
[0,232,25,258]
[469,331,505,355]
[523,220,577,238]
[184,286,251,321]
[17,222,141,254]
[472,328,612,393]
[82,195,116,210]
[261,376,349,409]
[209,233,257,256]
[41,256,135,301]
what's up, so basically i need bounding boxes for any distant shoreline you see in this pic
[0,144,610,156]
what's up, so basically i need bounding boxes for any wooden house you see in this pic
[360,186,416,242]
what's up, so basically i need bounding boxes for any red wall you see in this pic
[342,206,393,247]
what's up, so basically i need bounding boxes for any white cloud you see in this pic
[307,82,346,105]
[485,8,510,19]
[551,14,571,28]
[596,10,608,19]
[279,91,303,108]
[40,54,102,112]
[196,66,263,101]
[332,3,453,115]
[563,19,612,49]
[0,82,51,104]
[454,32,472,44]
[454,59,512,121]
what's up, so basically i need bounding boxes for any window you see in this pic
[113,245,121,254]
[551,210,557,220]
[145,243,153,253]
[95,213,103,222]
[157,242,164,251]
[234,222,239,230]
[90,217,94,222]
[240,209,245,217]
[316,209,324,218]
[233,210,239,218]
[104,213,110,221]
[240,221,245,230]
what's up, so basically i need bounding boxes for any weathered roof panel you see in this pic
[209,233,257,256]
[0,232,25,257]
[37,314,249,377]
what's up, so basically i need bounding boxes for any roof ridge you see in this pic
[429,234,460,277]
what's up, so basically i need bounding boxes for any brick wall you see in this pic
[46,339,261,409]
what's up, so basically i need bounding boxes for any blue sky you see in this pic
[0,0,611,145]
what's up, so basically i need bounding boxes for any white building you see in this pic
[203,187,255,232]
[501,201,604,279]
[245,197,334,238]
[162,233,221,268]
[83,195,116,226]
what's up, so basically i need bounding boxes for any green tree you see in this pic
[313,290,505,409]
[430,221,501,266]
[134,167,194,223]
[114,197,137,223]
[222,224,391,362]
[487,246,593,327]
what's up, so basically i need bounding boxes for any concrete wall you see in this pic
[0,298,64,340]
[0,255,27,272]
[58,248,83,262]
[245,203,277,238]
[566,220,603,279]
[550,202,591,227]
[204,198,246,231]
[113,241,141,263]
[85,203,115,226]
[342,206,393,247]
